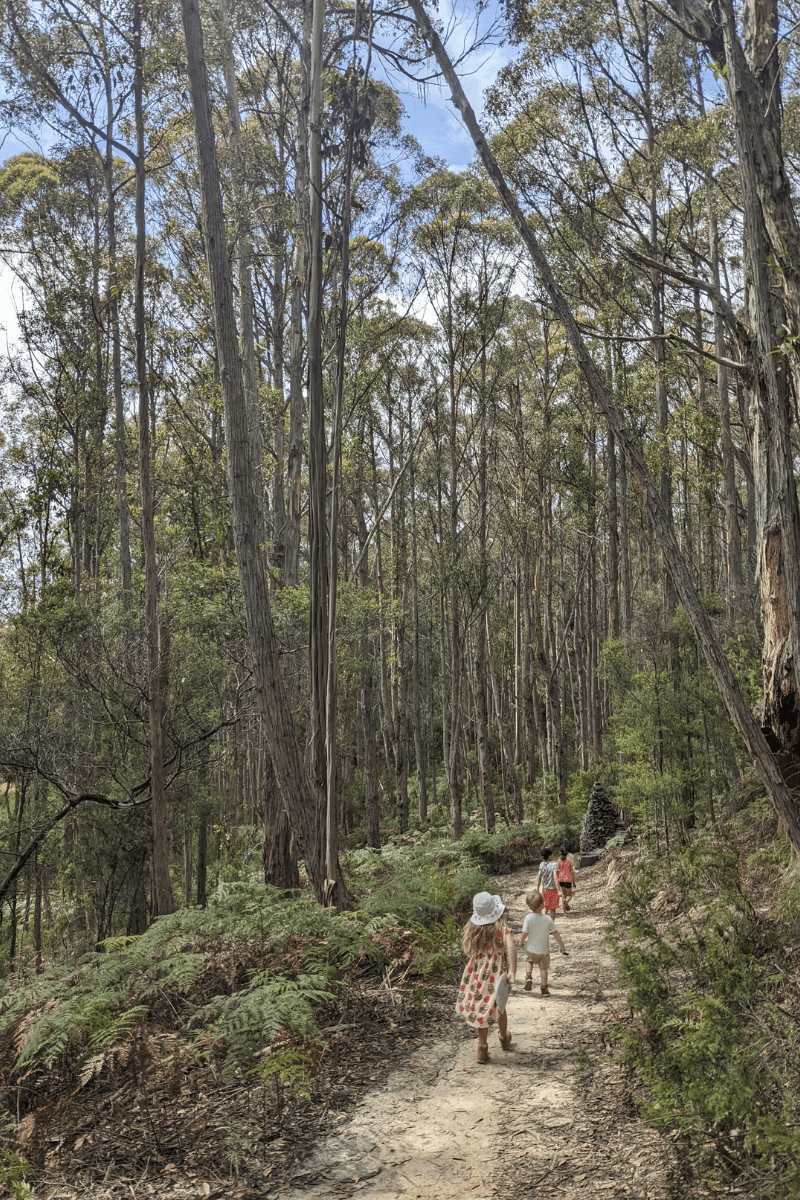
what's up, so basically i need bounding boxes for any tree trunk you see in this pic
[607,429,620,639]
[33,853,42,973]
[135,0,173,919]
[474,624,495,832]
[180,0,350,902]
[410,429,428,824]
[307,0,328,839]
[262,750,300,889]
[217,0,268,554]
[196,817,208,908]
[103,75,132,606]
[486,612,523,822]
[282,1,311,589]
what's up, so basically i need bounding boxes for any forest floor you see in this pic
[33,855,673,1200]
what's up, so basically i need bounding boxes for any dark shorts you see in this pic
[560,882,572,891]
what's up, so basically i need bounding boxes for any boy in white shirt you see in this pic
[520,890,568,995]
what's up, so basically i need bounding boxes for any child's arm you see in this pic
[550,927,569,954]
[504,927,518,982]
[535,872,543,891]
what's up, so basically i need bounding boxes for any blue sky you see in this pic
[391,3,512,170]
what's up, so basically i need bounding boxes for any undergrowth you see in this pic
[0,835,490,1127]
[607,841,800,1198]
[0,882,393,1090]
[344,818,567,924]
[0,825,549,1183]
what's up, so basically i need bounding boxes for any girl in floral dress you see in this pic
[455,892,517,1063]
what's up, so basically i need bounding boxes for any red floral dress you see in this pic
[455,927,510,1029]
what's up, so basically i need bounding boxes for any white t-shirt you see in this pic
[522,911,556,955]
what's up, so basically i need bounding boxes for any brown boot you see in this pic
[477,1044,489,1064]
[500,1033,513,1051]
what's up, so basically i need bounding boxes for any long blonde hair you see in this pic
[461,915,506,958]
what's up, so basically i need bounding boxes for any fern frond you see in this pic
[78,1052,106,1089]
[97,935,143,953]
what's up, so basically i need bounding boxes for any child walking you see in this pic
[456,892,517,1063]
[557,848,576,914]
[520,891,568,995]
[536,847,562,918]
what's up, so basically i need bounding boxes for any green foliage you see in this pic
[0,882,394,1085]
[607,845,800,1195]
[0,1149,34,1200]
[194,972,332,1086]
[16,997,150,1071]
[409,917,461,979]
[252,1047,314,1098]
[601,605,757,836]
[346,837,495,927]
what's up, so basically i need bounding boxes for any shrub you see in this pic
[607,845,800,1196]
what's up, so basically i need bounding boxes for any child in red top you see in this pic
[557,849,575,914]
[455,892,517,1064]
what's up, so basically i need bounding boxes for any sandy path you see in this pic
[274,859,670,1200]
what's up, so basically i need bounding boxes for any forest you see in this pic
[2,0,800,1192]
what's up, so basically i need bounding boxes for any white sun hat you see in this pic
[470,891,506,926]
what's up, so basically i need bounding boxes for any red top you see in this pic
[557,858,574,883]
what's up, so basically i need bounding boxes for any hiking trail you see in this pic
[272,854,670,1200]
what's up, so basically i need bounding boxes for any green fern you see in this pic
[0,1148,32,1199]
[0,879,415,1085]
[97,934,143,953]
[15,996,150,1071]
[194,971,333,1085]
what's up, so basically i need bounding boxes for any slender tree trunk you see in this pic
[486,613,523,822]
[33,854,42,973]
[474,624,495,832]
[709,202,743,612]
[103,65,132,606]
[353,465,381,847]
[180,0,350,902]
[217,0,267,552]
[410,430,427,824]
[607,429,620,639]
[282,0,310,588]
[306,0,328,871]
[183,823,192,906]
[361,632,381,848]
[135,0,173,919]
[196,817,208,907]
[447,364,463,840]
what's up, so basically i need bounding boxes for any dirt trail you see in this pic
[273,858,670,1200]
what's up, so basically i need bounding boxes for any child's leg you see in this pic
[539,963,548,987]
[477,1027,489,1063]
[498,1010,508,1038]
